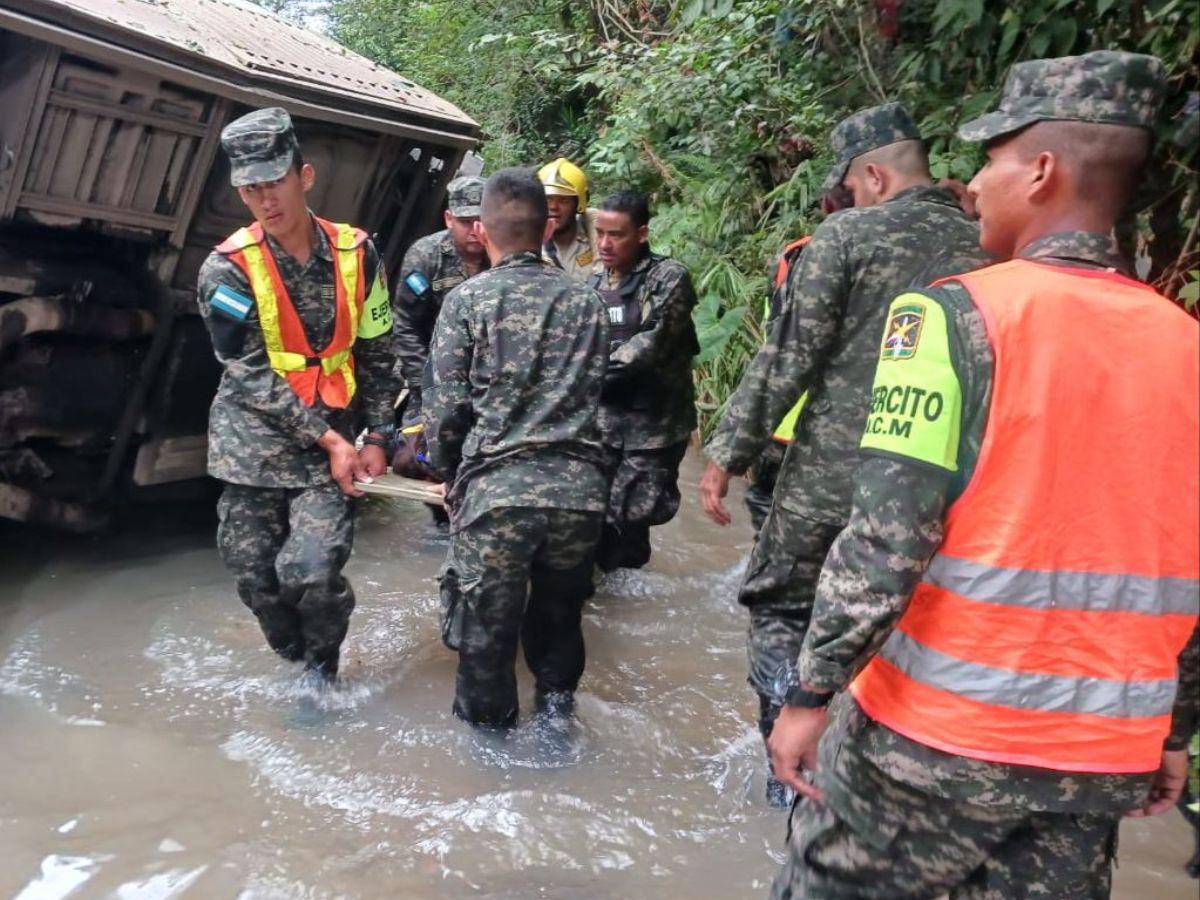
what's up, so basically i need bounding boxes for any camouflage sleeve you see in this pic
[797,287,991,692]
[392,238,440,393]
[196,252,329,447]
[1166,621,1199,750]
[704,221,848,475]
[352,241,399,428]
[606,259,698,388]
[421,283,473,481]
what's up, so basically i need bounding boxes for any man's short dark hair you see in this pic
[596,191,651,227]
[480,168,548,251]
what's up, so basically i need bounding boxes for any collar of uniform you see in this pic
[495,250,544,268]
[599,246,655,288]
[264,214,332,263]
[1018,231,1128,274]
[886,183,958,208]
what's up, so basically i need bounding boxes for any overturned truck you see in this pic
[0,0,480,529]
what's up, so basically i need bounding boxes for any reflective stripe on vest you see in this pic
[217,217,366,408]
[850,258,1200,774]
[766,236,812,442]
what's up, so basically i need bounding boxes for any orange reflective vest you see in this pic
[768,236,812,442]
[216,217,367,408]
[851,259,1200,774]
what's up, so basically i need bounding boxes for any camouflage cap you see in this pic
[958,50,1165,143]
[220,107,298,187]
[822,102,921,192]
[446,176,484,218]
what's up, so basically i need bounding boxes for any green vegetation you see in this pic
[278,0,1198,434]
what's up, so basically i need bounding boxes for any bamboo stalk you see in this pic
[354,474,446,506]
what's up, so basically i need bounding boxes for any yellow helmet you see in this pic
[537,157,588,211]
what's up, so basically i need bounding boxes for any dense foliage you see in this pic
[270,0,1199,434]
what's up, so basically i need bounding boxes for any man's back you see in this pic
[771,185,985,518]
[424,250,610,530]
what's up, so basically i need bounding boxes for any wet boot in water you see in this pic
[758,694,793,809]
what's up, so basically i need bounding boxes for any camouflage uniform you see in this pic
[589,250,699,571]
[198,108,397,677]
[423,250,609,726]
[774,53,1200,898]
[705,104,988,747]
[392,176,488,406]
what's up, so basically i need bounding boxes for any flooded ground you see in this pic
[0,452,1195,899]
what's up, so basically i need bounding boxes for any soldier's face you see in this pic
[237,164,314,239]
[444,211,483,257]
[594,210,648,273]
[969,136,1033,260]
[546,194,579,237]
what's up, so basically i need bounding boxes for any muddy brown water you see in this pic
[0,452,1194,898]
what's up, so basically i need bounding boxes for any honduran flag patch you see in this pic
[211,284,254,320]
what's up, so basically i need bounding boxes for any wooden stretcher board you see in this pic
[353,474,445,506]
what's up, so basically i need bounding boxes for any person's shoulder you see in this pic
[645,254,691,285]
[406,229,447,261]
[198,249,246,291]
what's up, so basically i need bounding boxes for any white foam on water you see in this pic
[114,865,207,899]
[14,854,112,900]
[0,631,101,721]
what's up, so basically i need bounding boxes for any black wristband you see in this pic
[784,685,833,709]
[361,435,388,449]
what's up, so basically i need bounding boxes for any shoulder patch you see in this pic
[210,284,254,320]
[405,271,431,296]
[881,301,925,360]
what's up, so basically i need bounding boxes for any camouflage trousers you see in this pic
[772,705,1119,899]
[596,440,688,572]
[744,440,786,534]
[439,506,602,727]
[216,481,355,677]
[738,500,845,714]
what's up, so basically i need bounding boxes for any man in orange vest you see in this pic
[197,108,397,683]
[767,52,1199,898]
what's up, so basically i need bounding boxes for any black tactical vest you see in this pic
[588,258,655,350]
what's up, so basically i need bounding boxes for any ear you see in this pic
[472,219,487,244]
[636,224,649,245]
[864,162,887,195]
[299,162,316,193]
[1028,151,1057,203]
[541,217,555,245]
[444,209,455,229]
[235,186,251,210]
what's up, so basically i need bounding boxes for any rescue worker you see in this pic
[393,175,489,416]
[537,157,598,281]
[744,186,854,532]
[698,103,988,806]
[423,168,609,727]
[196,108,397,682]
[768,50,1200,898]
[589,191,699,572]
[392,175,488,527]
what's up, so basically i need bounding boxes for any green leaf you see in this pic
[1097,0,1118,14]
[1051,18,1078,55]
[997,18,1021,61]
[681,0,705,26]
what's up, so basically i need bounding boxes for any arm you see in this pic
[197,253,329,448]
[421,286,474,482]
[606,259,698,388]
[392,240,441,399]
[704,222,849,477]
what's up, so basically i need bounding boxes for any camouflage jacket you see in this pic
[197,219,397,488]
[393,229,488,392]
[799,231,1200,813]
[423,251,610,532]
[591,251,700,451]
[705,185,986,523]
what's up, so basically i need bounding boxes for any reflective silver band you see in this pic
[879,629,1178,718]
[925,555,1200,617]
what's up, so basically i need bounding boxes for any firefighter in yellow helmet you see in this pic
[537,158,599,281]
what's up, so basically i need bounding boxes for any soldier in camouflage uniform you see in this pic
[698,103,988,804]
[588,191,699,572]
[197,108,397,681]
[393,175,489,413]
[768,51,1200,898]
[423,168,609,727]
